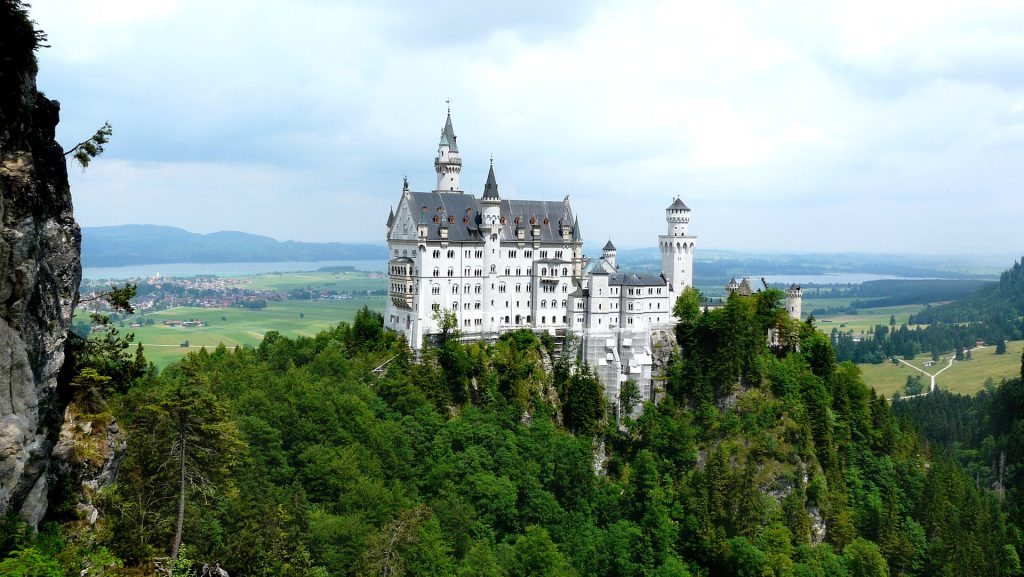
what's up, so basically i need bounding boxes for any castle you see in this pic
[385,111,798,406]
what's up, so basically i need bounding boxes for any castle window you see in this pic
[433,268,439,277]
[555,251,563,258]
[465,267,470,276]
[475,284,481,294]
[433,250,440,258]
[561,300,566,308]
[516,284,522,292]
[499,283,506,293]
[516,268,522,275]
[464,284,470,293]
[447,268,454,277]
[431,286,440,295]
[563,316,567,323]
[393,249,399,256]
[562,268,568,276]
[452,285,458,294]
[475,269,483,276]
[475,302,481,309]
[447,250,455,258]
[505,268,511,275]
[452,303,458,310]
[540,251,548,258]
[431,303,439,311]
[541,267,547,276]
[541,300,547,308]
[525,250,533,258]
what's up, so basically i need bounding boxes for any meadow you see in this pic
[124,298,386,367]
[858,339,1024,398]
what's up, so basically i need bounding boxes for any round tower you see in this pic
[659,197,695,295]
[480,160,502,333]
[786,284,802,321]
[434,109,463,192]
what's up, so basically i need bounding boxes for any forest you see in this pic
[3,287,1023,577]
[831,258,1024,364]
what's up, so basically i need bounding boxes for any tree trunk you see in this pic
[171,425,186,559]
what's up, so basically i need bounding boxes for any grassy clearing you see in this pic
[859,339,1024,398]
[813,303,928,334]
[239,271,385,292]
[123,297,386,368]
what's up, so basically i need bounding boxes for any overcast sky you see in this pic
[32,0,1024,254]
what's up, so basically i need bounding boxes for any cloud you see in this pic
[34,0,1024,254]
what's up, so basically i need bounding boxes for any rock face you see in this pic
[0,6,83,525]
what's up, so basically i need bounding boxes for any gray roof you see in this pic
[603,239,616,251]
[667,198,689,210]
[404,191,577,244]
[571,215,582,242]
[482,163,500,200]
[386,206,395,228]
[535,258,570,264]
[439,113,459,153]
[609,272,667,287]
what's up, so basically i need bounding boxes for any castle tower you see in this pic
[602,239,617,270]
[659,197,695,295]
[434,110,462,192]
[786,284,802,321]
[480,160,502,333]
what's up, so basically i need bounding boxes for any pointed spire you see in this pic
[439,110,459,153]
[603,239,616,251]
[387,206,395,228]
[571,215,582,241]
[482,158,500,200]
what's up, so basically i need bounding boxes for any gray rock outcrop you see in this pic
[1,7,83,525]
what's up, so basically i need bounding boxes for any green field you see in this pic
[813,303,928,334]
[858,339,1024,398]
[123,297,386,368]
[241,270,385,292]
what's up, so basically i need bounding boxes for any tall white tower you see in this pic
[659,197,696,296]
[480,160,502,333]
[434,110,462,192]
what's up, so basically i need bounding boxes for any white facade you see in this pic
[385,113,583,349]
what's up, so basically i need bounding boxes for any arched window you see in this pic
[505,267,511,275]
[433,268,439,277]
[452,285,459,294]
[465,267,470,276]
[561,300,566,308]
[541,300,547,308]
[562,268,568,276]
[541,267,547,276]
[447,250,455,258]
[447,268,454,277]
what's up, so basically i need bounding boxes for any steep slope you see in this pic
[0,1,82,525]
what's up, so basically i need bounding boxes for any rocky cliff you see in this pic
[0,2,83,526]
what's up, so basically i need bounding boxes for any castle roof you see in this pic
[386,206,395,228]
[603,239,616,251]
[439,112,459,153]
[609,272,667,287]
[667,198,689,211]
[403,191,576,244]
[571,215,582,242]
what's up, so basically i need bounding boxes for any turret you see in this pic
[481,161,502,333]
[659,197,696,294]
[602,239,617,270]
[786,284,802,320]
[434,110,462,192]
[480,159,501,231]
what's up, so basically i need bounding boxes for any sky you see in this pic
[31,0,1024,254]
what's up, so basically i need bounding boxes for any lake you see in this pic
[83,259,387,280]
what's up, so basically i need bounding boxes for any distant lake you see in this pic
[83,259,387,280]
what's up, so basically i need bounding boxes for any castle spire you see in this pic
[482,158,500,200]
[434,107,463,192]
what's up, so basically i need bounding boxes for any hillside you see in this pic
[910,256,1024,335]
[82,224,385,266]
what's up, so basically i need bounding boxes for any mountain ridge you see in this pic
[82,224,386,266]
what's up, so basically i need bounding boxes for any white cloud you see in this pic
[33,0,1024,253]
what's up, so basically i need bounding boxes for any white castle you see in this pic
[385,111,798,406]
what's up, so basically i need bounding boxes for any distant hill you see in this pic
[82,225,385,266]
[910,256,1024,334]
